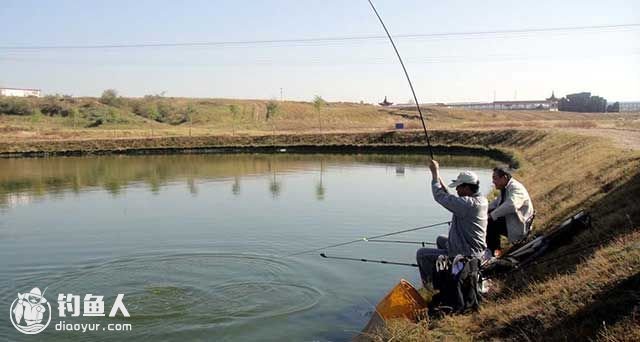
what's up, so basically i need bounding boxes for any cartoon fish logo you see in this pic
[10,287,52,335]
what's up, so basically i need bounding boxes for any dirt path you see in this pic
[567,128,640,151]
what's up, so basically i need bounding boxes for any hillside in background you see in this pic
[1,94,639,144]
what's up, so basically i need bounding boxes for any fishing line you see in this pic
[287,220,450,257]
[367,0,434,159]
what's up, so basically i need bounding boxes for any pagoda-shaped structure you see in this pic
[546,91,559,111]
[378,96,393,106]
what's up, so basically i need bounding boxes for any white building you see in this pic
[0,87,41,97]
[620,101,640,112]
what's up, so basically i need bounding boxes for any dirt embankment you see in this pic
[0,129,542,163]
[370,130,640,341]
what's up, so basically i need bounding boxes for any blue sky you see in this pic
[1,0,638,103]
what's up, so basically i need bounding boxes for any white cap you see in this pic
[448,171,479,188]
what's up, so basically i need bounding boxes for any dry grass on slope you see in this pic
[424,230,640,342]
[371,131,640,341]
[515,132,640,231]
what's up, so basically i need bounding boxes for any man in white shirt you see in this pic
[486,166,534,257]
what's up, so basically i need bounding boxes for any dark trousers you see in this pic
[416,235,449,287]
[486,216,507,252]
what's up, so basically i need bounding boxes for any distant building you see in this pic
[619,102,640,112]
[445,102,495,110]
[546,91,559,111]
[493,100,553,110]
[444,92,557,111]
[0,87,41,97]
[378,96,393,107]
[558,92,607,113]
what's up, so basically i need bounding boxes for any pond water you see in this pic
[0,153,494,341]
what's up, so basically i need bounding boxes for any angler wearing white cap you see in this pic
[416,160,488,287]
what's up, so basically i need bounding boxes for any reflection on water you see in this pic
[0,153,496,341]
[0,154,495,208]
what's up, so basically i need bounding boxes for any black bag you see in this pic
[431,256,481,313]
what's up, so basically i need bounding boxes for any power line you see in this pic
[3,50,638,67]
[0,23,637,51]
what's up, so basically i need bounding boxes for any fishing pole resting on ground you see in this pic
[366,239,437,247]
[320,253,418,267]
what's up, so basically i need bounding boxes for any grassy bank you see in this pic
[372,131,640,341]
[1,96,638,144]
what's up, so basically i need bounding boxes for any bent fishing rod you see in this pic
[290,2,445,259]
[321,253,418,267]
[287,220,449,256]
[367,0,434,160]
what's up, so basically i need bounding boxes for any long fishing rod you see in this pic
[320,253,418,267]
[287,220,450,256]
[367,0,434,159]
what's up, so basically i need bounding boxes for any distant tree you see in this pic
[229,104,238,114]
[68,107,80,128]
[100,89,121,107]
[107,108,120,123]
[184,105,196,136]
[143,104,159,137]
[312,95,327,134]
[266,101,280,141]
[156,101,173,119]
[266,101,279,121]
[229,104,239,135]
[313,95,326,112]
[143,103,160,121]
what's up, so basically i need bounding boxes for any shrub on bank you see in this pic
[0,97,36,115]
[99,89,124,107]
[130,97,188,125]
[40,95,74,117]
[81,105,126,127]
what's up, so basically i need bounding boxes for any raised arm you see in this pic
[429,160,470,214]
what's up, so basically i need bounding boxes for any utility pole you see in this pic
[280,88,283,102]
[493,90,496,110]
